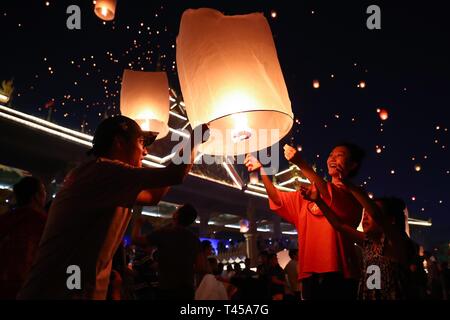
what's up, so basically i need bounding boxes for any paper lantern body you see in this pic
[177,8,293,155]
[120,70,169,139]
[94,0,116,21]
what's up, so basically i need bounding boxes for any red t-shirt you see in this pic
[269,183,362,280]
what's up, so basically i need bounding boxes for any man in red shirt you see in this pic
[0,176,47,299]
[245,143,365,299]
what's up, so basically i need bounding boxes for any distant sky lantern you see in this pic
[239,219,250,233]
[415,164,422,172]
[120,69,169,139]
[378,108,389,121]
[313,79,320,89]
[94,0,116,21]
[359,81,366,88]
[0,92,9,104]
[176,8,293,155]
[270,10,277,18]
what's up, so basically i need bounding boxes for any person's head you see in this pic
[88,115,158,167]
[288,249,298,261]
[258,250,269,265]
[267,253,278,267]
[217,262,224,274]
[327,143,365,179]
[362,197,406,234]
[172,203,198,227]
[201,240,214,257]
[376,197,407,233]
[13,176,46,209]
[245,258,251,269]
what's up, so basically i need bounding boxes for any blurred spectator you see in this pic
[0,176,47,299]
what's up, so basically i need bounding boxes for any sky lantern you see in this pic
[176,8,293,155]
[94,0,116,21]
[313,80,320,89]
[378,108,389,121]
[120,69,169,139]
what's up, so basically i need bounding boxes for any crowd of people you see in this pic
[0,115,449,300]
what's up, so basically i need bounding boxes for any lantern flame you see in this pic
[101,7,108,17]
[231,113,252,143]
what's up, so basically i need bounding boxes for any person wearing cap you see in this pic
[17,116,208,300]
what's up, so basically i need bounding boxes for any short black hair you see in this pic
[375,197,407,233]
[288,249,298,259]
[177,203,198,227]
[332,142,366,178]
[13,176,42,206]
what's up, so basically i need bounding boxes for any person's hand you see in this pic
[283,144,302,164]
[300,183,320,202]
[244,154,262,172]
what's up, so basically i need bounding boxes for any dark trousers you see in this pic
[301,272,358,300]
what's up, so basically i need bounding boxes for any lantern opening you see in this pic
[101,7,108,17]
[231,113,252,143]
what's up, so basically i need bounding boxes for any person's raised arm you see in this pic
[132,124,210,190]
[244,154,281,207]
[284,145,330,203]
[136,187,170,206]
[301,183,364,244]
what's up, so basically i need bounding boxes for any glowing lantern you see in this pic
[94,0,116,21]
[313,80,320,89]
[415,164,422,172]
[0,92,9,104]
[378,109,389,121]
[120,69,169,139]
[176,8,293,155]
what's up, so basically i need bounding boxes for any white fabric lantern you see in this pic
[177,8,293,155]
[120,70,169,139]
[94,0,116,21]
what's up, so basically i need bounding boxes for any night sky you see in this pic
[1,1,449,246]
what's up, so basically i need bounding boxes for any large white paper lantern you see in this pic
[120,70,169,139]
[176,8,293,155]
[94,0,116,21]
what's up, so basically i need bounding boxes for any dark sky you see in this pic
[1,0,449,246]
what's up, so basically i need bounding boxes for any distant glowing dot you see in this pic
[270,10,277,18]
[412,157,415,161]
[313,79,320,89]
[439,200,443,204]
[354,62,357,66]
[297,145,302,152]
[414,164,422,172]
[436,126,440,130]
[421,208,425,212]
[359,81,366,88]
[424,155,428,159]
[435,140,439,144]
[316,154,320,158]
[390,170,395,175]
[311,10,315,14]
[368,193,374,199]
[376,147,382,154]
[45,1,50,6]
[411,196,416,201]
[334,114,340,119]
[331,74,335,78]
